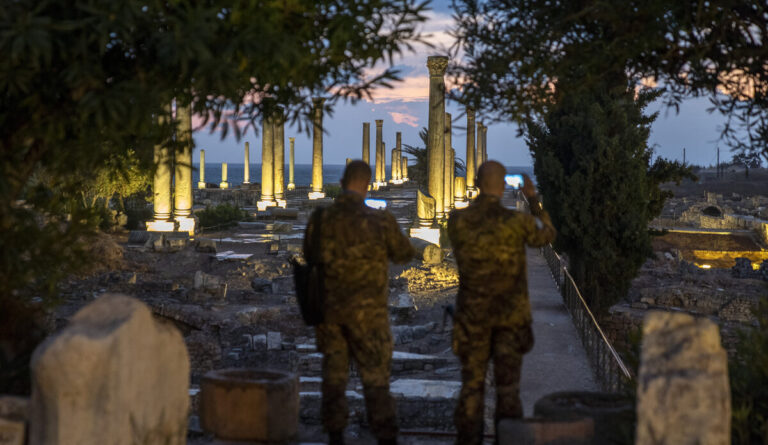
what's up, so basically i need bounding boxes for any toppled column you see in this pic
[243,142,251,184]
[220,163,229,189]
[635,312,730,445]
[287,137,295,191]
[427,56,448,219]
[148,103,174,232]
[29,295,189,445]
[274,108,285,205]
[454,176,467,208]
[259,114,275,209]
[362,122,371,166]
[466,108,476,197]
[444,112,453,210]
[198,149,206,189]
[309,98,325,199]
[375,119,384,186]
[174,103,195,234]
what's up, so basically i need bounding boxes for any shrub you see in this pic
[197,203,248,229]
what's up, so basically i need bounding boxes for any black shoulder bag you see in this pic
[290,208,325,326]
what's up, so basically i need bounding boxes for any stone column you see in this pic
[374,119,384,185]
[482,125,488,163]
[466,108,476,195]
[149,103,173,231]
[381,141,387,183]
[391,148,398,183]
[402,157,408,181]
[444,112,453,210]
[198,149,206,189]
[394,132,402,181]
[476,122,484,166]
[174,103,195,233]
[310,98,325,198]
[260,115,274,202]
[274,108,285,202]
[450,149,456,208]
[220,163,229,189]
[243,142,250,184]
[346,158,352,165]
[362,122,371,166]
[287,137,295,190]
[454,176,467,207]
[427,56,448,218]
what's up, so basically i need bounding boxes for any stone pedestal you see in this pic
[174,103,195,234]
[29,295,189,445]
[310,98,325,198]
[260,115,275,203]
[465,107,476,196]
[375,119,384,185]
[243,142,251,184]
[198,149,206,189]
[635,312,730,445]
[287,137,295,190]
[220,162,229,189]
[149,103,173,231]
[362,122,371,166]
[274,109,285,200]
[427,56,448,219]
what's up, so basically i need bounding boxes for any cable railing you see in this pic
[516,191,633,392]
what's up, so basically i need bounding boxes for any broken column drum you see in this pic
[198,149,206,189]
[466,108,476,195]
[375,119,384,184]
[260,115,275,202]
[310,98,325,196]
[287,137,295,191]
[243,142,251,184]
[427,56,448,218]
[274,108,285,201]
[362,122,371,166]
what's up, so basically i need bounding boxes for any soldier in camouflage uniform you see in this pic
[447,161,556,445]
[303,160,415,445]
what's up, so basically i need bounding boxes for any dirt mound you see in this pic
[80,232,125,275]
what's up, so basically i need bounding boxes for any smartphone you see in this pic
[364,199,387,210]
[505,174,524,189]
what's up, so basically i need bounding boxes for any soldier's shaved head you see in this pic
[341,160,371,196]
[476,161,506,197]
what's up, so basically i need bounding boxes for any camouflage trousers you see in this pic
[452,318,534,445]
[315,316,398,440]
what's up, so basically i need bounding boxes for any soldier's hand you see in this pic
[521,174,537,200]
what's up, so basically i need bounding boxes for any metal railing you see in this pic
[515,190,633,392]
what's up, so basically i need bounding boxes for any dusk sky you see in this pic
[194,1,738,168]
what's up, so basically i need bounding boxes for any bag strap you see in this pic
[310,207,324,265]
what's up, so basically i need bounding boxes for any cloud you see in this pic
[389,111,420,127]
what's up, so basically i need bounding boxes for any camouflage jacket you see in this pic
[447,194,556,327]
[303,191,415,324]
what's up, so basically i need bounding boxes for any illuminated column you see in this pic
[374,119,384,185]
[346,158,352,165]
[476,122,484,166]
[450,149,456,208]
[220,163,229,189]
[391,147,397,183]
[454,176,467,208]
[444,112,453,210]
[274,108,285,204]
[287,137,295,191]
[148,103,173,232]
[427,56,447,219]
[394,132,402,182]
[174,103,195,234]
[259,115,275,205]
[381,141,387,183]
[198,149,206,189]
[309,98,325,199]
[466,108,476,197]
[482,125,488,163]
[243,142,251,184]
[362,122,371,166]
[402,157,408,181]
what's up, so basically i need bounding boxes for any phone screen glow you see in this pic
[364,199,387,210]
[505,174,523,189]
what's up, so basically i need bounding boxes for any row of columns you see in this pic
[360,120,410,188]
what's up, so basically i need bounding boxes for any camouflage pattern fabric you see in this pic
[447,193,556,445]
[303,190,415,438]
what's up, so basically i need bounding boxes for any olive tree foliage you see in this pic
[449,0,768,162]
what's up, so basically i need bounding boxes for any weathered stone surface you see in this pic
[29,295,189,445]
[267,332,282,350]
[269,208,299,220]
[195,238,217,253]
[416,189,436,223]
[200,369,298,442]
[192,271,227,300]
[497,418,594,445]
[411,238,444,264]
[250,277,273,293]
[636,311,730,445]
[0,418,25,445]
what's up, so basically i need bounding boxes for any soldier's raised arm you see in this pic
[383,210,416,264]
[521,175,556,247]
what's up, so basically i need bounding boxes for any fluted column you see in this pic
[260,115,274,202]
[198,149,206,189]
[374,119,384,184]
[466,108,476,195]
[444,112,453,210]
[287,137,295,190]
[243,142,251,184]
[174,103,193,218]
[274,108,285,201]
[310,98,325,197]
[427,56,448,218]
[151,103,173,224]
[362,122,371,166]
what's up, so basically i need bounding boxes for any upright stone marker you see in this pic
[243,142,251,184]
[444,112,453,210]
[466,108,476,196]
[287,137,295,191]
[148,104,173,231]
[362,122,371,166]
[375,119,384,185]
[260,115,275,204]
[636,312,730,445]
[174,103,195,234]
[427,56,448,218]
[309,98,325,199]
[198,149,206,189]
[274,108,285,203]
[29,295,189,445]
[220,163,229,189]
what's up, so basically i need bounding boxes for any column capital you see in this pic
[289,137,295,142]
[427,56,449,76]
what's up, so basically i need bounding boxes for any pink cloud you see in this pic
[389,111,420,127]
